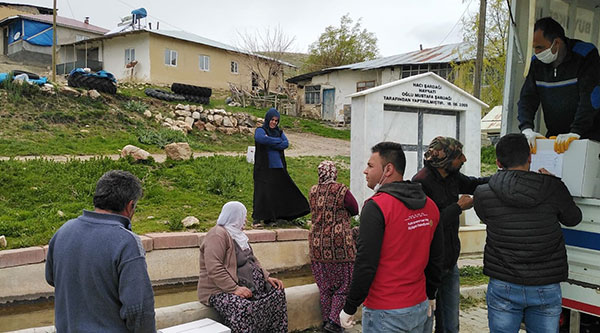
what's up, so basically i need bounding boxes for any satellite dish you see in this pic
[13,31,21,40]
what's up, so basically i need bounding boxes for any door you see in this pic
[2,28,8,55]
[322,88,335,121]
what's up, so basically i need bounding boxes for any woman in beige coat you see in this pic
[197,201,288,333]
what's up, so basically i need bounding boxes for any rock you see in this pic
[59,86,80,97]
[191,105,197,112]
[87,89,101,99]
[222,116,234,127]
[239,126,254,135]
[192,111,200,120]
[176,116,185,121]
[199,113,208,122]
[205,122,216,132]
[176,104,186,110]
[41,84,55,94]
[57,210,65,217]
[217,127,238,135]
[169,111,176,118]
[231,117,238,127]
[194,121,206,131]
[175,110,192,117]
[207,115,214,122]
[121,144,151,160]
[80,129,89,133]
[197,105,204,112]
[184,105,191,111]
[250,115,257,122]
[213,114,223,126]
[162,122,171,128]
[225,97,233,104]
[164,117,174,124]
[0,235,6,248]
[170,126,186,134]
[143,110,152,118]
[182,216,199,227]
[165,142,192,160]
[184,116,195,128]
[174,120,187,127]
[154,113,163,121]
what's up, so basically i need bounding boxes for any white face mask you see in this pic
[536,40,558,64]
[373,165,389,192]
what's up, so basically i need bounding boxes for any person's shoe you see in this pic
[252,219,264,228]
[324,321,343,333]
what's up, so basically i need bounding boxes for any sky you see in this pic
[6,0,478,57]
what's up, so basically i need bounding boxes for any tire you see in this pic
[68,72,117,94]
[145,88,185,102]
[11,70,40,80]
[171,82,212,97]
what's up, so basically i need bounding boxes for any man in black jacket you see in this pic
[474,133,581,333]
[412,136,489,333]
[518,17,600,154]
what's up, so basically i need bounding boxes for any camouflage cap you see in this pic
[424,136,464,168]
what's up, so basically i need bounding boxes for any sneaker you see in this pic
[324,321,343,333]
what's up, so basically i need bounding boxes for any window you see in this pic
[356,80,376,92]
[125,48,135,65]
[231,61,238,74]
[164,49,177,66]
[305,85,321,104]
[199,55,210,71]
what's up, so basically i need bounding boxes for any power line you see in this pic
[438,0,475,46]
[65,0,76,19]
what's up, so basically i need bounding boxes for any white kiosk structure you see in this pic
[349,72,487,230]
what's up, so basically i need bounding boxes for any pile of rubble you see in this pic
[151,103,264,135]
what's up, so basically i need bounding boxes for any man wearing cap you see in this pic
[412,136,489,333]
[519,17,600,154]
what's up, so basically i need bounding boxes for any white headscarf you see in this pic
[216,201,250,250]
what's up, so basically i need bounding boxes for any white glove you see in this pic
[427,299,436,317]
[522,128,546,154]
[554,132,580,154]
[339,309,356,329]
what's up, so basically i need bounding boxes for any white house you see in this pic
[287,43,473,123]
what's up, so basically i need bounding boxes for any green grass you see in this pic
[459,265,489,286]
[460,295,486,310]
[0,155,350,249]
[0,83,348,157]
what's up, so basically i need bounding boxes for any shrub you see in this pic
[123,100,148,114]
[138,128,188,148]
[481,145,496,165]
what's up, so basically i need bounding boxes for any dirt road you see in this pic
[0,131,350,162]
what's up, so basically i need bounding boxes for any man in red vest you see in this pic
[340,141,444,332]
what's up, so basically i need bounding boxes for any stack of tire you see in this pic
[145,83,211,105]
[67,68,117,94]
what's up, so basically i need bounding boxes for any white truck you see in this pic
[502,0,600,331]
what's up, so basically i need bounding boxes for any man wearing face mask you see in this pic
[412,136,489,333]
[339,142,444,332]
[519,17,600,154]
[46,170,155,332]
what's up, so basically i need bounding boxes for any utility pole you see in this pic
[473,0,487,99]
[52,0,57,82]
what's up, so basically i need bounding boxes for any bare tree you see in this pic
[235,25,296,94]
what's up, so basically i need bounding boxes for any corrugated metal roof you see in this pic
[18,14,109,34]
[287,42,473,83]
[328,42,473,71]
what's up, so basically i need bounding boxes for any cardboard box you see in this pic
[158,318,230,333]
[531,139,600,198]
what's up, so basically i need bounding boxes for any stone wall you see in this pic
[155,103,263,135]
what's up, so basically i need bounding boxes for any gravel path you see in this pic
[0,131,350,162]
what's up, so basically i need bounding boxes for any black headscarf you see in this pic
[262,108,282,137]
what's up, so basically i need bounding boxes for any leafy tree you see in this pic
[451,0,508,113]
[304,14,379,72]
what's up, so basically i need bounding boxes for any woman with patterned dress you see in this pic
[252,108,310,225]
[197,201,288,333]
[309,161,359,333]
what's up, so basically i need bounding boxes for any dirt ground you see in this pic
[0,131,350,162]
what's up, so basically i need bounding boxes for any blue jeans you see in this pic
[487,278,562,333]
[362,300,429,333]
[423,264,460,333]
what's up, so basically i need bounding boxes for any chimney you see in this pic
[420,44,423,51]
[84,17,89,24]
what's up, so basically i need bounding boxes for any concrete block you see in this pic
[43,245,49,260]
[458,224,486,255]
[155,301,222,329]
[146,248,200,283]
[244,230,276,243]
[146,232,199,249]
[460,284,487,300]
[275,228,309,241]
[0,262,54,302]
[252,240,310,272]
[197,233,207,247]
[139,235,154,252]
[0,247,46,268]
